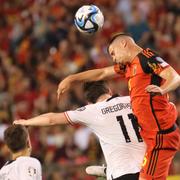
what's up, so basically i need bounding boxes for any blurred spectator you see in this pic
[0,0,179,178]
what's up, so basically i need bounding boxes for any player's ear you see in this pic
[121,39,127,48]
[4,144,11,154]
[27,135,32,151]
[108,87,112,96]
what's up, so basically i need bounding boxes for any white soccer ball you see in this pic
[74,5,104,34]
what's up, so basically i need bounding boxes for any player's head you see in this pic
[108,33,138,65]
[83,81,111,103]
[4,125,32,155]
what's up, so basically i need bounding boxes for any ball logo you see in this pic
[77,16,84,27]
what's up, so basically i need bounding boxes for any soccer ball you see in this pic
[74,5,104,34]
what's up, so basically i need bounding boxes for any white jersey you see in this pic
[0,156,42,180]
[65,96,146,180]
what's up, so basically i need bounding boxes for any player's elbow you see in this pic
[173,73,180,85]
[99,67,113,80]
[167,69,180,88]
[172,74,180,90]
[98,71,106,80]
[87,68,106,81]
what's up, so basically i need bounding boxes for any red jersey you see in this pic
[114,48,177,135]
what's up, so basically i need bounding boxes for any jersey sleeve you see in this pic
[139,49,170,75]
[65,106,91,125]
[19,158,42,180]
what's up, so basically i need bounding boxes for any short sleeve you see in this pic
[139,49,169,75]
[65,106,90,125]
[19,158,42,180]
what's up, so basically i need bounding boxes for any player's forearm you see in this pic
[22,113,55,126]
[18,113,68,126]
[68,66,115,83]
[57,66,116,98]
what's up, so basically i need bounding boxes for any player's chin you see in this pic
[118,62,126,65]
[112,59,117,64]
[119,60,127,65]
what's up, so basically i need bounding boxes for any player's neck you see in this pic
[96,94,111,102]
[130,46,143,63]
[12,149,30,160]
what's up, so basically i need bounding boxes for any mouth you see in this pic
[114,59,123,64]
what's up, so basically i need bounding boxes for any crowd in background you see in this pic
[0,0,180,179]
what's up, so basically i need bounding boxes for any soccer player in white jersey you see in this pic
[14,81,146,180]
[0,125,42,180]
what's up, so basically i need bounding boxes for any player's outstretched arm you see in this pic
[14,113,68,126]
[57,66,116,100]
[146,66,180,95]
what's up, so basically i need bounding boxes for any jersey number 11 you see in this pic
[116,113,143,143]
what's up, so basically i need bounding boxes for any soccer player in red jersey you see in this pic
[57,34,180,180]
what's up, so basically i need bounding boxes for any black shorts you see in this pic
[112,172,139,180]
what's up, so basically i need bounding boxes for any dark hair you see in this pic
[83,81,109,103]
[4,125,28,153]
[107,32,131,54]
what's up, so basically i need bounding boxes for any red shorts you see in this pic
[140,126,180,180]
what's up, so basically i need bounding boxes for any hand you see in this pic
[13,119,27,126]
[145,85,164,95]
[57,77,72,101]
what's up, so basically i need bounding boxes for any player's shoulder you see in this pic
[75,105,88,112]
[74,95,131,111]
[92,95,131,109]
[137,48,159,72]
[16,157,42,179]
[72,104,95,116]
[138,48,158,59]
[138,48,169,73]
[115,95,130,101]
[17,156,41,167]
[137,48,159,66]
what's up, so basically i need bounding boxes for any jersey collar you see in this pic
[106,94,120,101]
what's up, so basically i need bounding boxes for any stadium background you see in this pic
[0,0,179,179]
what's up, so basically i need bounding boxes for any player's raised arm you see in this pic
[57,66,116,100]
[14,112,69,126]
[146,66,180,95]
